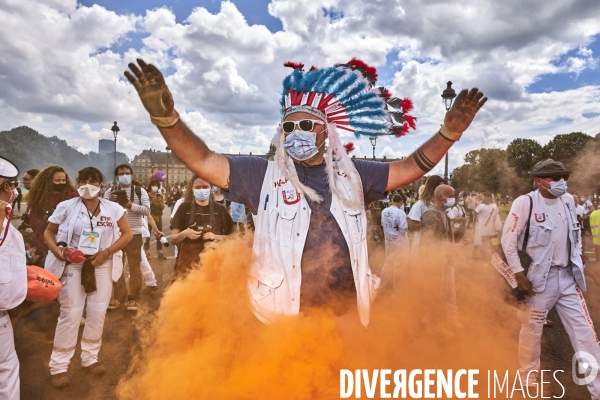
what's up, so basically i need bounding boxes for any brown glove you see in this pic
[439,88,487,141]
[124,59,179,128]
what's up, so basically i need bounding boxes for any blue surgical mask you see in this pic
[118,174,132,186]
[194,188,210,201]
[26,250,32,260]
[548,179,567,197]
[283,131,322,161]
[212,186,219,193]
[444,197,456,209]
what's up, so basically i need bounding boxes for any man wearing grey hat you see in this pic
[0,156,28,400]
[501,158,600,397]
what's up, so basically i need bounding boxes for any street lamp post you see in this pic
[166,146,170,190]
[111,122,120,185]
[369,137,377,160]
[441,81,456,181]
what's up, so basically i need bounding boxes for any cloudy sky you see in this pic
[1,0,599,174]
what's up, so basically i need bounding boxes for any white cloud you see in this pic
[0,0,599,175]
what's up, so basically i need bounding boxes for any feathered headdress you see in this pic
[281,59,416,138]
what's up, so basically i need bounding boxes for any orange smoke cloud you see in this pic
[116,235,575,399]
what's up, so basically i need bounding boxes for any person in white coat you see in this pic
[0,158,27,400]
[501,159,600,397]
[44,167,133,388]
[380,194,409,294]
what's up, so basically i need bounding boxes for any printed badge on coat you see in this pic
[282,188,300,205]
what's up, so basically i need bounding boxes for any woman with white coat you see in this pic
[44,167,133,388]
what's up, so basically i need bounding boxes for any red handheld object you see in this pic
[63,248,85,264]
[25,265,62,302]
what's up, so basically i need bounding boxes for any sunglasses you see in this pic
[281,119,325,134]
[548,175,569,182]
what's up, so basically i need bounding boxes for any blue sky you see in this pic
[1,0,599,174]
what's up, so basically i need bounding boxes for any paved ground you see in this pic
[11,208,600,399]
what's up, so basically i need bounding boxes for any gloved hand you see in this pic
[440,88,487,141]
[124,59,179,128]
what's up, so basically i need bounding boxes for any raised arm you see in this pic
[386,88,487,191]
[124,59,230,189]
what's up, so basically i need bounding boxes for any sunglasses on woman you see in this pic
[281,119,325,134]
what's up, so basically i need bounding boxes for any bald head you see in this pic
[434,184,455,199]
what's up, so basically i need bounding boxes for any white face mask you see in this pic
[151,186,159,192]
[78,184,101,199]
[193,188,211,201]
[8,187,18,203]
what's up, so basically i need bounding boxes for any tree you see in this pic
[506,138,543,178]
[542,132,593,166]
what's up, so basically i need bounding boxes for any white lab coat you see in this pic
[0,217,27,400]
[249,159,379,327]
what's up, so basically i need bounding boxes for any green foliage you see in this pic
[506,138,543,178]
[0,126,129,180]
[541,132,593,166]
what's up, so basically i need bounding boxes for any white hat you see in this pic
[0,156,19,180]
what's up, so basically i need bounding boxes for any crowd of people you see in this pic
[2,56,600,400]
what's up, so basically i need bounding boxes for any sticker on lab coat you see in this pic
[529,309,548,324]
[78,229,101,255]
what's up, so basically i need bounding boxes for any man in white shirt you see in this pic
[380,194,409,293]
[502,159,600,397]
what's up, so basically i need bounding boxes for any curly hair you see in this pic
[27,166,77,212]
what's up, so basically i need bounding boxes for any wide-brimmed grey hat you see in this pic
[528,158,571,177]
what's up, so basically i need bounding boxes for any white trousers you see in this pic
[518,266,600,399]
[49,263,112,374]
[139,246,157,287]
[0,312,19,400]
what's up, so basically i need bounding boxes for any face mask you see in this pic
[212,186,219,193]
[26,250,32,260]
[283,131,323,161]
[53,183,67,192]
[6,186,18,203]
[22,183,31,190]
[118,174,132,186]
[580,199,585,204]
[459,201,464,206]
[193,188,211,201]
[547,179,567,197]
[444,197,456,209]
[151,186,158,192]
[78,184,101,199]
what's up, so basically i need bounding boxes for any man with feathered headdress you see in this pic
[124,58,486,327]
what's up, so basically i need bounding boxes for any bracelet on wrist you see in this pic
[438,130,458,142]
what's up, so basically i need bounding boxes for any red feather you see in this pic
[382,88,392,99]
[400,98,413,113]
[284,61,304,70]
[347,58,378,82]
[397,123,410,137]
[309,65,318,71]
[404,115,417,129]
[343,142,355,154]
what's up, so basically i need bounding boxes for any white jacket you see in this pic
[501,190,583,293]
[0,219,27,311]
[248,159,380,327]
[44,197,124,282]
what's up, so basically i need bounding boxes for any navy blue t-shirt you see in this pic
[224,156,389,312]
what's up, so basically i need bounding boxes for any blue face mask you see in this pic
[548,179,567,197]
[194,188,210,201]
[283,131,321,161]
[212,186,219,193]
[444,197,456,209]
[118,174,132,186]
[26,250,32,260]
